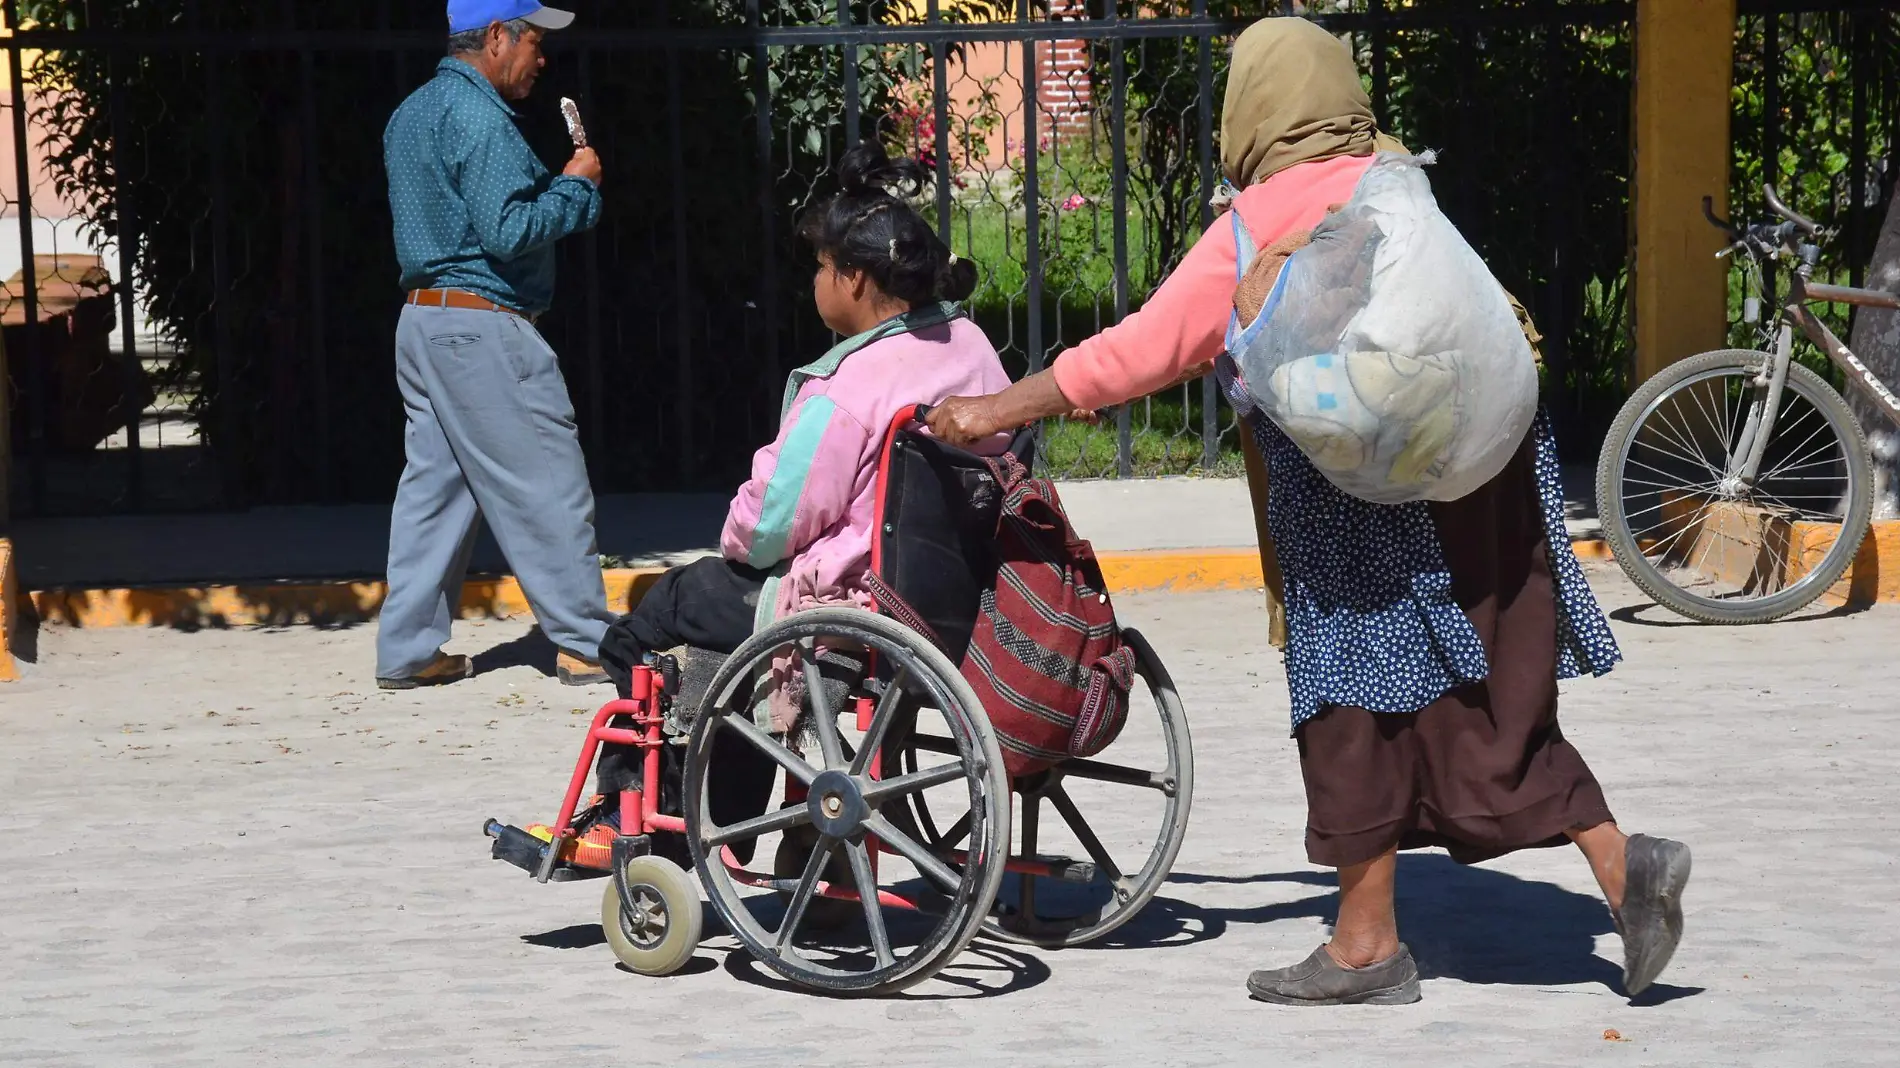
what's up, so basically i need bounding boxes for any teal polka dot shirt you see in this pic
[383,58,601,315]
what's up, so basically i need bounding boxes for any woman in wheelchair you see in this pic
[542,143,1011,869]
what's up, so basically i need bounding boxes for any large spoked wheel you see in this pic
[683,608,1010,996]
[882,628,1194,948]
[1597,348,1873,624]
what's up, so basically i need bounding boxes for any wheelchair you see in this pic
[485,406,1194,994]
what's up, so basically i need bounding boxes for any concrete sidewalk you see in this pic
[9,471,1605,590]
[3,574,1896,1066]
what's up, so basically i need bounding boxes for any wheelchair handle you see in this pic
[911,403,934,424]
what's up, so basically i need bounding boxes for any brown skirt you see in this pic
[1294,433,1615,868]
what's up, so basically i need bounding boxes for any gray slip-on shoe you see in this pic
[1247,944,1422,1006]
[1616,834,1692,996]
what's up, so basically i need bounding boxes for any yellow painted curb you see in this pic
[1097,548,1266,593]
[1,539,19,682]
[23,527,1900,632]
[1570,520,1900,607]
[29,570,670,630]
[27,551,1267,631]
[1569,538,1616,562]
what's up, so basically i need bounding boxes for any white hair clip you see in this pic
[947,252,959,265]
[888,238,898,259]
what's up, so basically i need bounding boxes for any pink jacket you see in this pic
[1051,153,1376,411]
[720,315,1012,624]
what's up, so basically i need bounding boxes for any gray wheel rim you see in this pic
[889,627,1194,948]
[1609,361,1865,615]
[682,608,1008,995]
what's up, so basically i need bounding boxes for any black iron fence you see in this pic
[1,1,1894,517]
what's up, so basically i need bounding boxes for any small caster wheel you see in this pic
[602,855,702,976]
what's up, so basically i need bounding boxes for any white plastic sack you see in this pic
[1229,154,1538,505]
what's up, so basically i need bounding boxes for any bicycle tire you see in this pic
[1595,348,1873,624]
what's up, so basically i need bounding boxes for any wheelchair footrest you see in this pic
[484,819,552,876]
[481,818,611,882]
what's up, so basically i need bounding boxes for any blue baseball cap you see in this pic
[448,1,575,35]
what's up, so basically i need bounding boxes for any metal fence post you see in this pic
[1110,26,1132,478]
[667,44,695,485]
[838,0,859,147]
[298,40,333,501]
[4,0,46,514]
[1195,0,1217,471]
[1021,0,1044,380]
[109,45,144,508]
[578,47,605,470]
[929,0,952,240]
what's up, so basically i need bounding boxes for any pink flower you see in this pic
[1060,193,1089,211]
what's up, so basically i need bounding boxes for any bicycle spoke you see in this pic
[1760,433,1845,484]
[1650,397,1729,479]
[1761,458,1850,479]
[844,839,895,969]
[1719,375,1742,448]
[1625,451,1718,489]
[861,760,967,804]
[1632,420,1724,479]
[1754,487,1847,520]
[863,812,964,892]
[703,801,813,849]
[1682,381,1734,465]
[801,640,846,771]
[714,708,820,787]
[1642,498,1716,563]
[1757,415,1834,481]
[776,833,837,953]
[1047,784,1126,887]
[848,668,909,777]
[934,809,973,851]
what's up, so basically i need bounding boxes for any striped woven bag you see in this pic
[960,454,1138,777]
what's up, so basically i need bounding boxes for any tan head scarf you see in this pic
[1220,17,1406,189]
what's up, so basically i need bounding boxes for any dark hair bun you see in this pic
[797,142,979,309]
[936,255,978,303]
[837,142,927,202]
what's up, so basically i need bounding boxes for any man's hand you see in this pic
[563,147,602,186]
[927,396,1005,446]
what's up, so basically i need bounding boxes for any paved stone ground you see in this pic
[4,563,1897,1067]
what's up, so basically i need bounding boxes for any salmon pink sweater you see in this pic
[1051,153,1375,411]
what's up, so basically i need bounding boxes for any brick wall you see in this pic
[1037,0,1092,136]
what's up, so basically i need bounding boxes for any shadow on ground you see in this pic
[1610,600,1869,628]
[1155,855,1701,1002]
[473,625,561,678]
[519,847,1704,1002]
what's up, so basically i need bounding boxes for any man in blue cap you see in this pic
[377,1,613,690]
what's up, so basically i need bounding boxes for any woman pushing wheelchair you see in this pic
[930,18,1690,1006]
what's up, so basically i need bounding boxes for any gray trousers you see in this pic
[376,305,614,678]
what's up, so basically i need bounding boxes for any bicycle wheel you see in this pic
[1596,348,1873,623]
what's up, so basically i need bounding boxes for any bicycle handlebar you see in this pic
[1762,183,1821,235]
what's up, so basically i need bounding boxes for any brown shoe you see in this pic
[377,651,473,690]
[557,651,610,686]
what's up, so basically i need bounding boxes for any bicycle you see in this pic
[1595,183,1900,623]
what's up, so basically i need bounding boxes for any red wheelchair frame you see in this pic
[484,405,1192,990]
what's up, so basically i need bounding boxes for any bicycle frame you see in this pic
[1726,247,1900,489]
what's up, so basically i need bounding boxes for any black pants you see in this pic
[595,557,779,861]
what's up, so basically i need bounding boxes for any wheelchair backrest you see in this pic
[872,419,1038,662]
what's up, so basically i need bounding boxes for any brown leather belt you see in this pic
[406,288,538,323]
